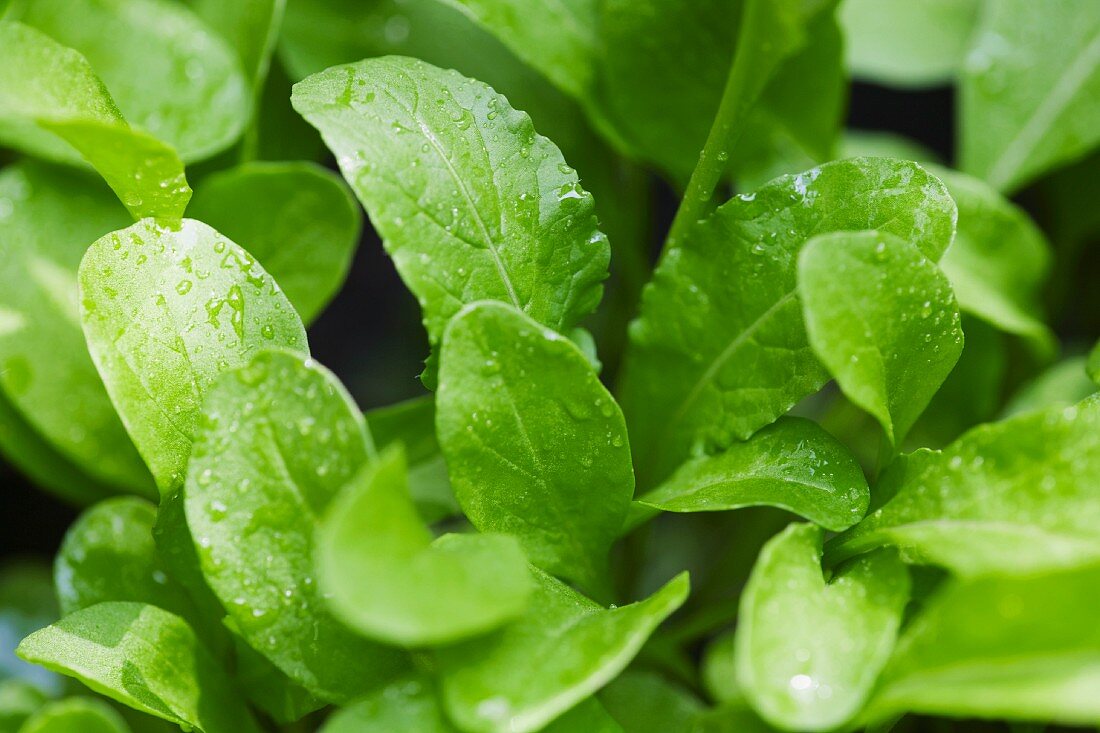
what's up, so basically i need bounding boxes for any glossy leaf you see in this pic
[438,570,689,733]
[54,497,208,643]
[230,633,323,725]
[18,698,130,733]
[15,0,250,162]
[436,302,633,589]
[365,396,459,523]
[637,417,868,532]
[17,602,262,733]
[840,0,981,88]
[620,158,957,483]
[440,0,598,102]
[78,218,308,494]
[0,162,152,497]
[866,564,1100,725]
[959,0,1100,191]
[185,350,408,702]
[930,165,1054,348]
[735,524,909,731]
[291,56,609,376]
[0,22,190,221]
[799,230,964,446]
[830,394,1100,577]
[187,162,362,324]
[317,446,530,646]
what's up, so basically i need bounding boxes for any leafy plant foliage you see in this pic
[1,0,1098,731]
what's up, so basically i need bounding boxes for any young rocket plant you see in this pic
[1,0,1099,732]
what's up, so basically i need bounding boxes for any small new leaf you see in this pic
[799,230,964,446]
[317,446,531,646]
[637,417,869,531]
[735,524,909,731]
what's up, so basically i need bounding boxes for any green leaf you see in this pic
[322,678,621,733]
[1001,355,1098,418]
[839,130,939,163]
[439,0,598,102]
[735,523,909,731]
[865,564,1100,725]
[1090,341,1100,384]
[620,158,957,483]
[959,0,1100,191]
[78,218,308,495]
[636,417,869,532]
[0,564,60,694]
[185,350,408,702]
[830,394,1100,577]
[0,162,152,497]
[839,0,981,88]
[438,571,689,733]
[596,0,839,181]
[54,497,215,649]
[14,0,250,162]
[187,0,284,88]
[365,396,459,523]
[0,389,115,505]
[229,634,323,725]
[187,162,362,324]
[799,230,964,446]
[317,445,530,646]
[17,602,262,733]
[599,670,703,733]
[928,165,1054,348]
[18,698,130,733]
[0,679,46,733]
[436,302,634,589]
[0,22,190,221]
[694,699,777,733]
[291,55,609,378]
[702,631,739,704]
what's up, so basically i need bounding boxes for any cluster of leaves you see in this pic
[1,0,1099,732]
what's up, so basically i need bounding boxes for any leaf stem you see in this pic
[663,3,756,252]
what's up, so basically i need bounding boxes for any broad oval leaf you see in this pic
[735,523,909,731]
[185,350,408,702]
[436,301,634,590]
[637,417,869,532]
[0,162,152,497]
[829,394,1100,577]
[15,0,251,162]
[188,0,284,89]
[18,698,129,733]
[55,497,196,622]
[840,0,981,88]
[187,162,361,325]
[438,570,689,733]
[930,165,1054,348]
[959,0,1100,191]
[317,446,530,646]
[291,55,609,375]
[799,230,964,446]
[17,602,262,733]
[0,22,190,221]
[78,218,308,494]
[620,158,957,483]
[865,564,1100,725]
